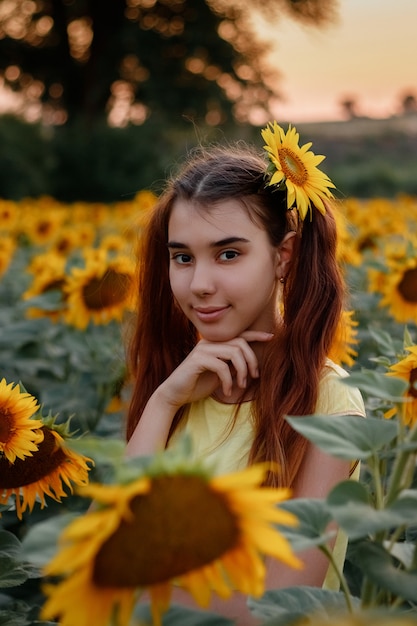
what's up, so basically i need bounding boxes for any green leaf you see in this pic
[353,542,417,602]
[0,556,32,588]
[368,327,400,357]
[342,370,408,401]
[67,436,125,465]
[0,531,21,559]
[327,483,417,540]
[0,532,36,588]
[0,318,51,349]
[133,603,233,625]
[275,499,334,551]
[327,480,370,506]
[247,587,358,625]
[285,415,398,460]
[21,513,79,568]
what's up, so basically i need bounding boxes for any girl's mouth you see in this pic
[193,306,230,322]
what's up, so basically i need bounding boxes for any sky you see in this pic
[1,0,416,124]
[259,0,417,122]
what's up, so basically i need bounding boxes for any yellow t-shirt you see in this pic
[169,359,365,476]
[169,359,366,591]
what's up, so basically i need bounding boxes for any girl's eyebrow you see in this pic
[167,236,250,249]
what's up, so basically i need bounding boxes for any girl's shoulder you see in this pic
[316,358,366,417]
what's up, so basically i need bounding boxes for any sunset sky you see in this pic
[262,0,417,123]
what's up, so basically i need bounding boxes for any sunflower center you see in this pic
[0,427,66,488]
[92,475,239,587]
[44,278,66,293]
[278,148,308,185]
[408,368,417,398]
[397,268,417,303]
[82,270,131,310]
[0,410,12,443]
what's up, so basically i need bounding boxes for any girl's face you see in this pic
[168,198,284,342]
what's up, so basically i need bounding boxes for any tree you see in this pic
[0,0,339,128]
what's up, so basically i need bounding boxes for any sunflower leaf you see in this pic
[275,499,334,551]
[134,603,234,625]
[342,370,408,401]
[285,415,398,459]
[352,541,417,602]
[21,513,79,568]
[327,482,417,539]
[248,586,359,624]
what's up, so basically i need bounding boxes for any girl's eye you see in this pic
[219,250,239,261]
[172,253,192,264]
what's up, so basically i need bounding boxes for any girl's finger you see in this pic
[238,330,274,343]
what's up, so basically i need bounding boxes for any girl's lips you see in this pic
[193,306,230,322]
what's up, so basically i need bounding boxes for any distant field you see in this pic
[292,113,417,198]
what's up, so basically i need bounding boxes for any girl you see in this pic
[125,122,365,623]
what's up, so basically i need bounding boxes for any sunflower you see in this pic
[41,463,301,626]
[64,249,136,329]
[23,252,68,321]
[386,345,417,426]
[0,378,43,463]
[0,199,19,232]
[0,421,92,519]
[20,204,66,246]
[0,235,16,277]
[378,256,417,324]
[261,121,336,220]
[328,310,359,368]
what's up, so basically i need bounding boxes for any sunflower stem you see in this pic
[385,408,417,507]
[320,544,354,613]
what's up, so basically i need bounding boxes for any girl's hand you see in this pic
[157,330,273,409]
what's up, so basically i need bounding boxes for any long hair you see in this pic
[126,144,344,487]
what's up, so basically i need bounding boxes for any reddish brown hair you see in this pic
[126,144,344,486]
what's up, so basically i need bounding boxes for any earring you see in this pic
[279,276,285,284]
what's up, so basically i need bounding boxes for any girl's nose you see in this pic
[190,262,216,296]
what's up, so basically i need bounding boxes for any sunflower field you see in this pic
[1,192,417,626]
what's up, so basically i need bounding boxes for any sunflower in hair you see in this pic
[262,121,335,220]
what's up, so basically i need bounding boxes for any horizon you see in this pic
[259,0,417,124]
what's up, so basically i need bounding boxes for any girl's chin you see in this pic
[198,330,239,343]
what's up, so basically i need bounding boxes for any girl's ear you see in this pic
[276,231,296,280]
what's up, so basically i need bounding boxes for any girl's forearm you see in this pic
[125,388,178,458]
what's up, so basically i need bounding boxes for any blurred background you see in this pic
[0,0,416,202]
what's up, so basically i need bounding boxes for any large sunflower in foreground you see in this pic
[386,345,417,426]
[64,249,136,329]
[0,419,93,519]
[0,378,42,463]
[261,121,335,220]
[42,463,301,626]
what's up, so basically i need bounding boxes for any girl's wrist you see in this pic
[151,381,185,412]
[150,384,183,414]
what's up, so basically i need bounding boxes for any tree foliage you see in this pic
[0,0,339,127]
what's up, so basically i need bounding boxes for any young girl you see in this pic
[125,122,365,623]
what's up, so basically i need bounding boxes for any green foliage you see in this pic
[1,197,417,625]
[0,116,52,200]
